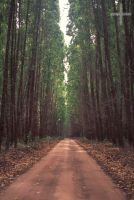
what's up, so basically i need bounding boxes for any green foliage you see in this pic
[0,0,66,148]
[66,0,134,145]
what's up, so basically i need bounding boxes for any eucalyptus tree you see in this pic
[0,0,66,150]
[67,0,134,146]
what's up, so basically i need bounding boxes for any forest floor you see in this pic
[0,138,59,191]
[0,139,126,200]
[76,138,134,200]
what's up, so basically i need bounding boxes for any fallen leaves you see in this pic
[0,140,59,191]
[77,138,134,200]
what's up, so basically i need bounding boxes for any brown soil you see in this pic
[0,139,126,200]
[0,140,58,191]
[76,138,134,200]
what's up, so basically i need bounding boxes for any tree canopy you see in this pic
[66,0,134,146]
[0,0,66,149]
[0,0,134,149]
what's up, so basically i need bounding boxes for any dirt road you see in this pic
[0,139,126,200]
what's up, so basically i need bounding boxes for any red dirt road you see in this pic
[0,139,126,200]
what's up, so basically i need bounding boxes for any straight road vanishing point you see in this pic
[0,139,126,200]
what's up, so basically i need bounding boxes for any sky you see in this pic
[59,0,71,45]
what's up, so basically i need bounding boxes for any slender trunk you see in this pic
[0,0,14,150]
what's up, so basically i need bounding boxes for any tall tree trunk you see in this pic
[0,0,15,150]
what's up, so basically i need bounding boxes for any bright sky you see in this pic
[59,0,71,45]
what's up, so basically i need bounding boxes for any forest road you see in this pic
[0,139,126,200]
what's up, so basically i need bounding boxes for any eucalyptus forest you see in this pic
[0,0,66,149]
[0,0,134,149]
[67,0,134,147]
[0,0,134,199]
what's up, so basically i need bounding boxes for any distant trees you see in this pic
[0,0,66,150]
[0,0,133,149]
[67,0,134,146]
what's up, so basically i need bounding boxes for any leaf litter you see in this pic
[77,138,134,200]
[0,140,59,191]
